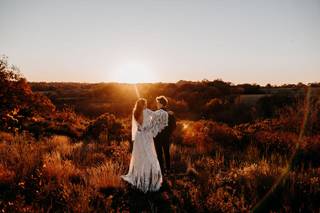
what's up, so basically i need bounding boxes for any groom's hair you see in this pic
[156,96,168,107]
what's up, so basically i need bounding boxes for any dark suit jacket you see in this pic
[154,108,176,145]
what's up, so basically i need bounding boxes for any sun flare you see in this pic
[112,62,156,83]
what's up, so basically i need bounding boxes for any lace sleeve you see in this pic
[145,108,156,116]
[143,109,168,137]
[131,114,138,141]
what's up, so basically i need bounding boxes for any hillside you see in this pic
[1,58,320,212]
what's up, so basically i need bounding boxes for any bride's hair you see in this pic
[133,98,147,124]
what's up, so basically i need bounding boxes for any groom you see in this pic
[154,96,176,174]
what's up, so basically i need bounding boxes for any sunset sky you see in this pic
[1,0,319,84]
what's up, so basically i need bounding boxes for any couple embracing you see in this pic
[121,96,176,193]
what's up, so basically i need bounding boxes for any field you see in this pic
[1,60,320,212]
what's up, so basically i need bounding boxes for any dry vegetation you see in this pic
[1,56,320,212]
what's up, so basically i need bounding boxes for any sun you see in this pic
[112,62,157,83]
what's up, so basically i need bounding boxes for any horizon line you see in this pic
[28,79,320,87]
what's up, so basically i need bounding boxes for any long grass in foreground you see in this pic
[0,119,320,212]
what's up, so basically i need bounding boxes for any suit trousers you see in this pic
[155,140,171,173]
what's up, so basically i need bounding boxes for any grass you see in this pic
[0,116,320,212]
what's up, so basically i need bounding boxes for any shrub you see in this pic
[253,131,297,156]
[180,120,243,154]
[0,164,15,186]
[84,113,125,143]
[292,135,320,169]
[0,56,55,133]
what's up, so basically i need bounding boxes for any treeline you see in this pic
[30,80,319,125]
[2,54,319,135]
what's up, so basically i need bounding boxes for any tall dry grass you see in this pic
[0,113,320,212]
[0,133,130,212]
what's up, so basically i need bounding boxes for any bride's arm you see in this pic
[145,108,156,116]
[143,110,168,137]
[131,114,138,141]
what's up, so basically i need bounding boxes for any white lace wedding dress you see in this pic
[121,108,168,193]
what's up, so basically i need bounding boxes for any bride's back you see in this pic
[133,98,147,126]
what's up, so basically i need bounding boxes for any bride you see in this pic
[121,98,168,193]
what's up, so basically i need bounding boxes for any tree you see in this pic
[0,55,55,131]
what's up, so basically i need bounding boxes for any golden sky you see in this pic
[1,0,319,84]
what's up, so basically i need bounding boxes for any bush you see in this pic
[84,113,125,143]
[252,131,297,156]
[292,135,320,169]
[0,56,55,133]
[178,120,243,155]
